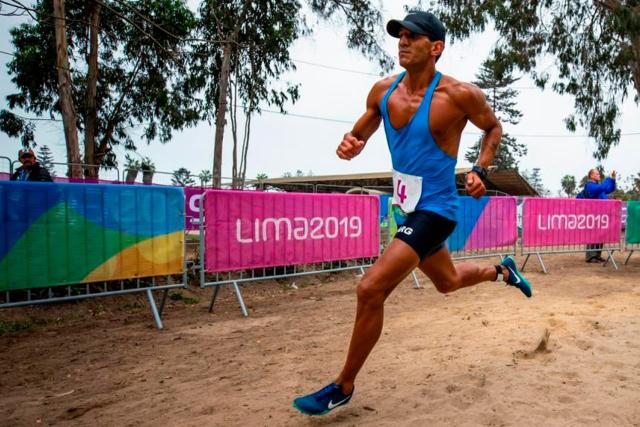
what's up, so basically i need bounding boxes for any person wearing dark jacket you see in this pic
[10,149,53,182]
[579,168,616,262]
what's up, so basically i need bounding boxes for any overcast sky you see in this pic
[1,2,638,193]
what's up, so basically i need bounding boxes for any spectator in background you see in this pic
[578,168,616,263]
[10,149,53,182]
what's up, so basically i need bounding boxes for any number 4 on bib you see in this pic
[392,170,422,213]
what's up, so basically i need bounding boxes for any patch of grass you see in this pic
[0,317,62,335]
[169,292,199,305]
[122,300,145,311]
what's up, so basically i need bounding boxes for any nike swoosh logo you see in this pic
[327,396,350,409]
[509,268,521,284]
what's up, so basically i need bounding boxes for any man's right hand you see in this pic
[336,133,365,160]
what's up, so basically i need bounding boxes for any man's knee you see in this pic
[356,277,386,306]
[432,276,462,294]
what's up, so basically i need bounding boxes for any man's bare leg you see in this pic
[418,246,506,293]
[334,239,420,393]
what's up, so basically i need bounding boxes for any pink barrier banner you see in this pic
[185,187,206,230]
[204,190,379,272]
[523,198,622,247]
[447,196,517,252]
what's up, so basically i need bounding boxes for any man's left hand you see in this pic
[466,172,486,199]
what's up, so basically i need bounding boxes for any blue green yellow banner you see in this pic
[0,182,184,291]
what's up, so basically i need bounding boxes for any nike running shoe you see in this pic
[293,383,353,416]
[501,256,533,298]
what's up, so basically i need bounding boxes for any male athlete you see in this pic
[293,11,532,416]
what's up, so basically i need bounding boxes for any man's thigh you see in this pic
[363,239,421,296]
[417,245,459,289]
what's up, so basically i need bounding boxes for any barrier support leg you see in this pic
[536,252,548,274]
[208,285,221,313]
[521,254,531,271]
[232,281,249,317]
[158,288,169,317]
[146,289,164,330]
[625,250,634,266]
[603,250,618,270]
[411,270,422,289]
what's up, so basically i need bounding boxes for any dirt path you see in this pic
[2,254,640,426]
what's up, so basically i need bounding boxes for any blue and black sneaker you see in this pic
[501,256,533,298]
[293,383,353,416]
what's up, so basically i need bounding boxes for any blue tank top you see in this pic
[380,71,459,221]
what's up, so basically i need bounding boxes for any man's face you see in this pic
[397,28,443,68]
[590,170,601,181]
[20,153,34,167]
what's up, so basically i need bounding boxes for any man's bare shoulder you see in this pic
[438,74,485,108]
[367,74,400,104]
[371,74,398,94]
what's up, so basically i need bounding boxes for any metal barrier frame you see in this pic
[624,244,638,265]
[0,156,13,175]
[195,196,382,317]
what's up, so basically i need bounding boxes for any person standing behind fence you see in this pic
[578,168,616,262]
[10,149,53,182]
[292,11,533,417]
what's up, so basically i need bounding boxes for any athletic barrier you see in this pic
[387,196,517,260]
[521,197,622,272]
[447,196,517,260]
[624,200,640,265]
[199,189,379,315]
[0,181,186,328]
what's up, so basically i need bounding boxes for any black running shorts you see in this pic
[394,210,457,260]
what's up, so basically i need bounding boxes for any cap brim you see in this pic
[386,19,424,38]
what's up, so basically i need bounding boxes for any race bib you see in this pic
[392,170,422,213]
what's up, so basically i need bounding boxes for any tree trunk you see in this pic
[633,35,640,98]
[53,0,82,178]
[84,1,101,178]
[212,42,232,188]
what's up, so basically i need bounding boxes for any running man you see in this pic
[293,11,532,416]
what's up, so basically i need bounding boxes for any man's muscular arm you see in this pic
[459,84,503,169]
[337,79,388,160]
[454,83,503,198]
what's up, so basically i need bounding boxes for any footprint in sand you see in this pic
[513,328,552,360]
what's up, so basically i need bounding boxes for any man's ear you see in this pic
[432,41,445,58]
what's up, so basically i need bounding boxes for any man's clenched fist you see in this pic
[337,133,365,160]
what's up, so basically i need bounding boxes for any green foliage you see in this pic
[123,153,140,171]
[426,0,640,160]
[560,174,577,197]
[171,167,196,186]
[465,59,527,170]
[2,0,200,167]
[522,168,549,195]
[140,157,155,172]
[0,110,34,147]
[198,169,212,186]
[36,144,56,177]
[169,292,199,305]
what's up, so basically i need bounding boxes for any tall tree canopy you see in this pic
[192,0,393,187]
[1,0,200,177]
[465,59,527,170]
[425,0,640,160]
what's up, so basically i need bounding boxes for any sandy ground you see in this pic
[1,253,640,427]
